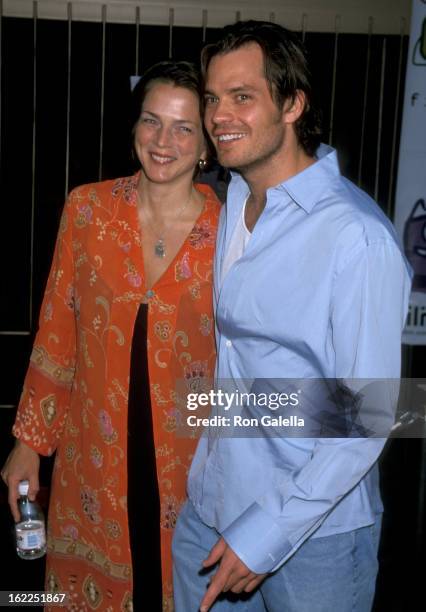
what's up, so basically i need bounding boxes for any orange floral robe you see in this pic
[12,175,220,611]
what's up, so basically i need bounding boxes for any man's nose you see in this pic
[209,99,233,125]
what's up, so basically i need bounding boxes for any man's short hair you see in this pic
[201,20,322,157]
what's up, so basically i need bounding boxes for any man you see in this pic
[173,21,411,612]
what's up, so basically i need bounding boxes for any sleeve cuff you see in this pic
[222,502,292,574]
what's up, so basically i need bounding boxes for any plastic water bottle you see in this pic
[15,480,46,560]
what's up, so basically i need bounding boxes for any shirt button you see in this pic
[225,340,232,347]
[145,289,154,298]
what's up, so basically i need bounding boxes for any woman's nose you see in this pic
[155,125,172,147]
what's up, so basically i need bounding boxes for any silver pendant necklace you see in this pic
[135,189,191,258]
[154,238,166,258]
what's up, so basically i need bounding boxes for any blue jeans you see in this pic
[172,501,381,612]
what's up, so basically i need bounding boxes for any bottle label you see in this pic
[16,523,46,551]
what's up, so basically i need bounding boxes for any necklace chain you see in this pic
[135,189,191,258]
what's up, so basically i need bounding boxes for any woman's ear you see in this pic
[198,139,210,169]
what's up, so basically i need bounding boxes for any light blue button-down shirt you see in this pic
[187,145,412,574]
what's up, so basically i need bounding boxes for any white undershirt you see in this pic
[221,197,251,287]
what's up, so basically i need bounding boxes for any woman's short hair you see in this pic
[130,60,203,132]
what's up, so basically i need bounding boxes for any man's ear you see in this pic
[282,90,306,125]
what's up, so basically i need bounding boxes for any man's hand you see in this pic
[199,537,266,612]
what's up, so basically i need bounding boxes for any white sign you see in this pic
[394,0,426,344]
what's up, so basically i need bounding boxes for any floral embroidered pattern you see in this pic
[162,407,184,433]
[161,494,184,530]
[90,445,103,469]
[40,394,57,427]
[80,486,101,524]
[154,320,173,342]
[121,593,133,612]
[98,410,117,444]
[65,443,76,462]
[188,279,201,300]
[175,251,192,281]
[123,258,142,288]
[82,574,103,609]
[61,524,79,541]
[184,360,210,394]
[46,570,62,595]
[189,219,216,249]
[111,176,137,204]
[199,313,213,336]
[75,203,93,228]
[105,519,122,540]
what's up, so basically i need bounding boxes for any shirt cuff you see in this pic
[222,502,292,574]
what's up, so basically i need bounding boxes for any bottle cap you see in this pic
[18,480,29,496]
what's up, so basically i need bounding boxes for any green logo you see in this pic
[413,17,426,65]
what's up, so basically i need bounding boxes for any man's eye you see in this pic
[204,96,218,105]
[179,126,193,133]
[237,94,250,102]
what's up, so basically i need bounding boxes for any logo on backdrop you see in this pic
[413,17,426,64]
[404,199,426,292]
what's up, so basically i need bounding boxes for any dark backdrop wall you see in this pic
[0,16,424,610]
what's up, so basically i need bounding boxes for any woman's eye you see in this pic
[141,117,157,125]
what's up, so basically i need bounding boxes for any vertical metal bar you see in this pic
[202,10,208,44]
[269,13,275,23]
[98,4,106,181]
[168,8,174,59]
[0,2,28,338]
[135,5,140,75]
[387,18,406,218]
[417,437,426,558]
[328,15,340,146]
[301,13,308,43]
[0,0,3,176]
[64,2,72,197]
[357,17,374,187]
[357,17,373,187]
[29,0,38,329]
[374,38,386,203]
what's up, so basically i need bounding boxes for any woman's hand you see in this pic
[1,440,40,522]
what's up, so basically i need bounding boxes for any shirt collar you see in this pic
[229,144,341,214]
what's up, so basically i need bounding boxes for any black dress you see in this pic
[127,303,163,611]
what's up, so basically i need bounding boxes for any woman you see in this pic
[2,61,220,611]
